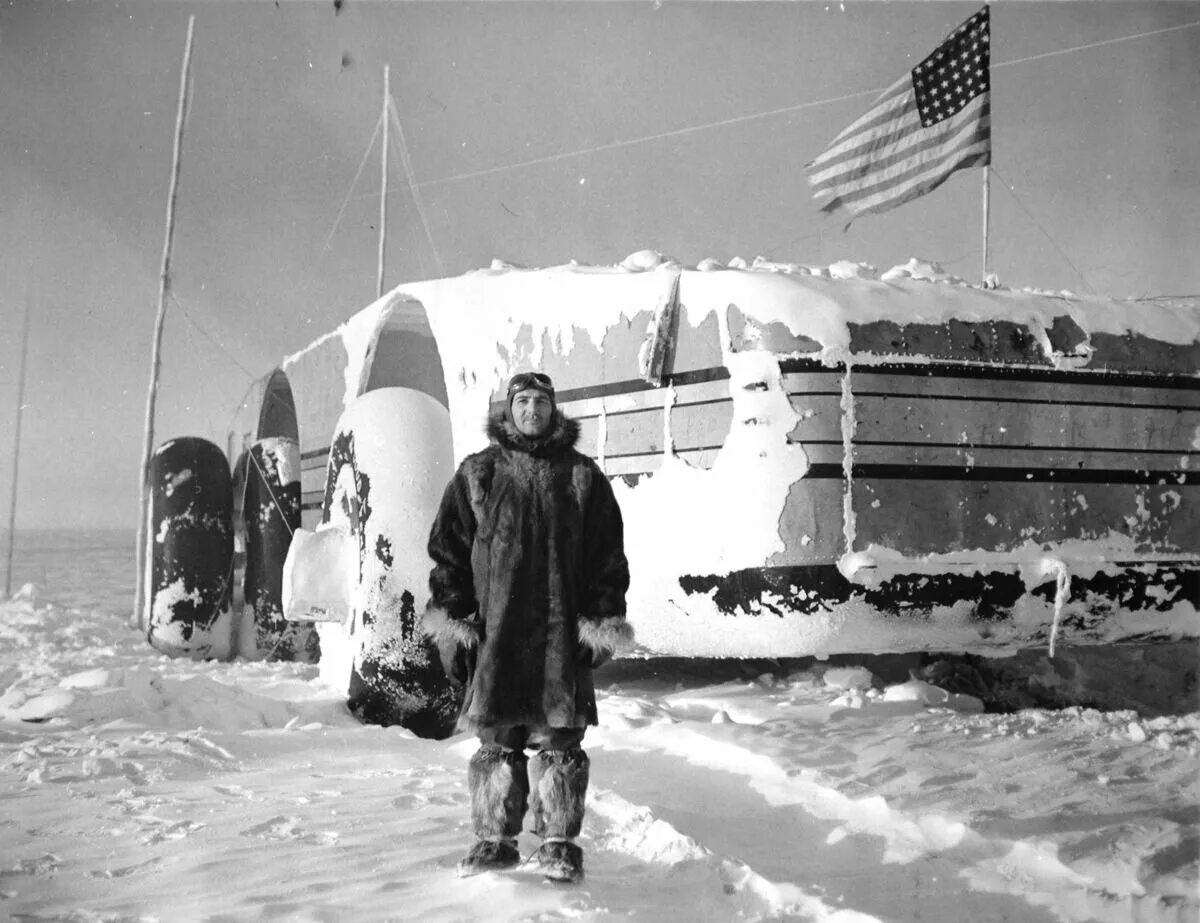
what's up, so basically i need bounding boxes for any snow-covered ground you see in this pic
[2,579,1196,923]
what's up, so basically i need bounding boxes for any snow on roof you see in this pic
[281,249,1199,383]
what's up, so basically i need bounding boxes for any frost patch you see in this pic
[163,468,192,497]
[880,258,965,285]
[615,351,806,652]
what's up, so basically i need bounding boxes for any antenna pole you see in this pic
[377,65,389,299]
[134,15,196,630]
[4,286,32,598]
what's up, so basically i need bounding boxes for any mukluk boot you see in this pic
[528,747,589,883]
[529,839,584,884]
[457,745,529,877]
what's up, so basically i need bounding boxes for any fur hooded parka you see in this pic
[422,409,632,730]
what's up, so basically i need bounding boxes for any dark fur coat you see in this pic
[422,410,632,730]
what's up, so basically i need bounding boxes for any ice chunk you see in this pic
[282,525,355,624]
[882,679,984,713]
[822,666,875,690]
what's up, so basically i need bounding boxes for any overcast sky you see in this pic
[1,0,1197,530]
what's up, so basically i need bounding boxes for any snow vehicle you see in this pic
[144,252,1199,735]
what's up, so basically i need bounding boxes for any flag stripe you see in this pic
[813,113,989,208]
[808,103,923,190]
[811,93,989,195]
[813,76,913,158]
[831,112,992,210]
[806,5,991,222]
[820,143,990,217]
[846,142,990,216]
[809,95,922,184]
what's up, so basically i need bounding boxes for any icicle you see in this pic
[840,363,857,555]
[662,382,677,457]
[637,270,681,386]
[597,402,608,473]
[1039,558,1072,658]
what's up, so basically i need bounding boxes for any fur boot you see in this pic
[456,837,520,877]
[529,838,584,883]
[529,747,589,840]
[468,745,529,840]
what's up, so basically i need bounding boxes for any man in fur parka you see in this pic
[422,371,633,883]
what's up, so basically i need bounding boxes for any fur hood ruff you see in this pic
[485,410,580,457]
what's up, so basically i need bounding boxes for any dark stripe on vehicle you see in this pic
[596,459,1190,485]
[852,390,1197,413]
[778,355,1199,391]
[855,360,1200,391]
[601,445,724,461]
[551,366,732,404]
[570,397,732,422]
[297,363,1197,472]
[809,462,1191,485]
[556,364,1197,412]
[820,439,1197,457]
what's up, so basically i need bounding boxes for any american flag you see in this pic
[807,6,991,221]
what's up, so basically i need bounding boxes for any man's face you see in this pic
[511,388,553,437]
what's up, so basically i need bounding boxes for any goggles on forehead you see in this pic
[506,371,554,398]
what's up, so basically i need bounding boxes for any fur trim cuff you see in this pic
[577,616,634,656]
[422,605,481,649]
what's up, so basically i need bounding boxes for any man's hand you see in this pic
[440,642,471,685]
[577,645,611,670]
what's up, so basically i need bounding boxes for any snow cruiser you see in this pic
[143,252,1199,735]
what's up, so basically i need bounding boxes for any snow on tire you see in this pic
[146,436,235,659]
[317,387,460,739]
[242,436,320,662]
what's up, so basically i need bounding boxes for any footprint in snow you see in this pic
[0,854,62,879]
[241,815,339,845]
[140,818,205,845]
[88,856,164,879]
[392,790,467,810]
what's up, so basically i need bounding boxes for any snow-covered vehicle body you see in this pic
[226,253,1198,669]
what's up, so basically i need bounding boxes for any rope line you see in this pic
[993,18,1200,70]
[246,443,297,538]
[414,88,881,189]
[171,292,259,380]
[411,19,1200,190]
[989,165,1096,295]
[173,300,222,437]
[388,97,445,276]
[322,110,385,253]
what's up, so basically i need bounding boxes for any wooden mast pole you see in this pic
[376,65,389,299]
[134,15,196,630]
[3,286,32,599]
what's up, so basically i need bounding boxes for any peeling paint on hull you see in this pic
[676,562,1197,654]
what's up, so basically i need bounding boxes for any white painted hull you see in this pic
[227,259,1199,658]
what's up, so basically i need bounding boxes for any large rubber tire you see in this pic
[146,437,234,659]
[242,437,320,662]
[318,387,460,738]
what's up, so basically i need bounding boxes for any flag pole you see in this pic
[134,15,196,630]
[981,165,991,283]
[981,3,992,284]
[376,65,389,299]
[4,284,32,599]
